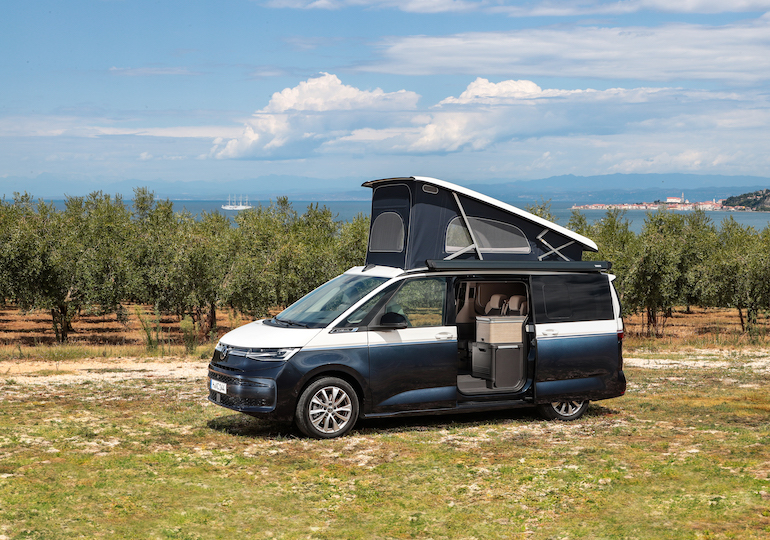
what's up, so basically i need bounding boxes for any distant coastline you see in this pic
[571,197,757,212]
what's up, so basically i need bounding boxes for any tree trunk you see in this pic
[646,307,657,338]
[737,306,745,333]
[203,301,217,340]
[51,304,71,343]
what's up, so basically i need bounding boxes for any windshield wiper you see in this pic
[274,318,308,328]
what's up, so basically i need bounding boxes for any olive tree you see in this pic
[2,192,134,342]
[701,218,770,334]
[571,208,638,307]
[171,210,232,337]
[624,210,684,337]
[226,198,368,319]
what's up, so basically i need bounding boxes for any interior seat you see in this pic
[507,295,527,316]
[484,294,508,315]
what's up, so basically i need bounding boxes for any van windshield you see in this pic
[274,274,389,328]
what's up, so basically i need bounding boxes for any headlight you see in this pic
[215,342,300,362]
[244,348,300,362]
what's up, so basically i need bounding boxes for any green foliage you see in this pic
[723,187,770,211]
[567,206,770,338]
[575,208,638,308]
[700,217,770,336]
[179,316,199,354]
[136,307,163,352]
[625,210,684,336]
[227,198,368,318]
[0,192,134,341]
[524,197,557,222]
[6,187,770,342]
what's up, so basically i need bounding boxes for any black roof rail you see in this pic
[426,260,612,272]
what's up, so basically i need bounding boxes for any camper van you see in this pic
[208,177,625,438]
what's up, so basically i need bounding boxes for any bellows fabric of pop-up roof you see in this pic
[362,177,598,271]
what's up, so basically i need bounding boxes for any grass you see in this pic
[1,357,769,539]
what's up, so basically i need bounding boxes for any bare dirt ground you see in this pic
[1,357,210,385]
[625,349,770,372]
[4,348,770,389]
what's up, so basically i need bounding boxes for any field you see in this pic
[1,307,770,539]
[4,304,770,357]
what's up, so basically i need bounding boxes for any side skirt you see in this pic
[360,398,532,419]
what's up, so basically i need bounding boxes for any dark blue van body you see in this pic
[207,177,625,438]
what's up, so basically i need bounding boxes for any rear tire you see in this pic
[295,377,359,439]
[537,400,589,421]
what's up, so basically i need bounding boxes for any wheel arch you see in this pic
[293,366,369,415]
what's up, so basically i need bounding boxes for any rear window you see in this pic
[531,274,613,324]
[369,211,405,252]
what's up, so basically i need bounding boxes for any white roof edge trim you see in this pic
[344,265,405,278]
[363,176,598,252]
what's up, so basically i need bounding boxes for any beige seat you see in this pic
[484,294,508,315]
[507,295,528,316]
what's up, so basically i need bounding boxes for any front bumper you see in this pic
[208,368,278,413]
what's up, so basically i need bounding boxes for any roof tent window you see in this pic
[445,216,531,254]
[370,211,405,252]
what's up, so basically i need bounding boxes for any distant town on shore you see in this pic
[572,188,770,212]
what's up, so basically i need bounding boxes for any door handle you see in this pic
[435,332,454,340]
[542,329,559,336]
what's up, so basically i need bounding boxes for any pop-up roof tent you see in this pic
[362,176,599,271]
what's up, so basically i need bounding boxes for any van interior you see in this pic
[454,279,529,395]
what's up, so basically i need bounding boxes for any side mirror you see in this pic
[376,311,408,330]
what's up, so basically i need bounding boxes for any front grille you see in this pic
[209,390,270,408]
[211,362,242,373]
[209,371,253,386]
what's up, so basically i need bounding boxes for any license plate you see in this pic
[211,379,227,394]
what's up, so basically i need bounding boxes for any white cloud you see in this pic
[311,76,770,180]
[6,73,769,181]
[437,77,604,105]
[362,18,770,83]
[210,73,420,158]
[262,72,419,112]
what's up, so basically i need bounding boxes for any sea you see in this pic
[48,199,770,235]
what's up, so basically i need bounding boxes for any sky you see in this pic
[2,0,770,196]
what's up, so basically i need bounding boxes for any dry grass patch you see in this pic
[1,353,769,539]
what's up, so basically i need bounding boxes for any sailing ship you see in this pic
[221,195,253,211]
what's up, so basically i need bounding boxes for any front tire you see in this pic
[295,377,359,439]
[537,400,589,421]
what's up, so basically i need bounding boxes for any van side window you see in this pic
[338,283,400,328]
[531,275,613,324]
[383,278,447,328]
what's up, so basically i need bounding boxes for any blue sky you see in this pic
[2,0,770,196]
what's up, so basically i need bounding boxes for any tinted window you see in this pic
[275,274,388,328]
[382,278,447,328]
[338,283,399,328]
[370,212,405,252]
[531,274,613,324]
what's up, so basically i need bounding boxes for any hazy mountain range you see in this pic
[2,173,768,204]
